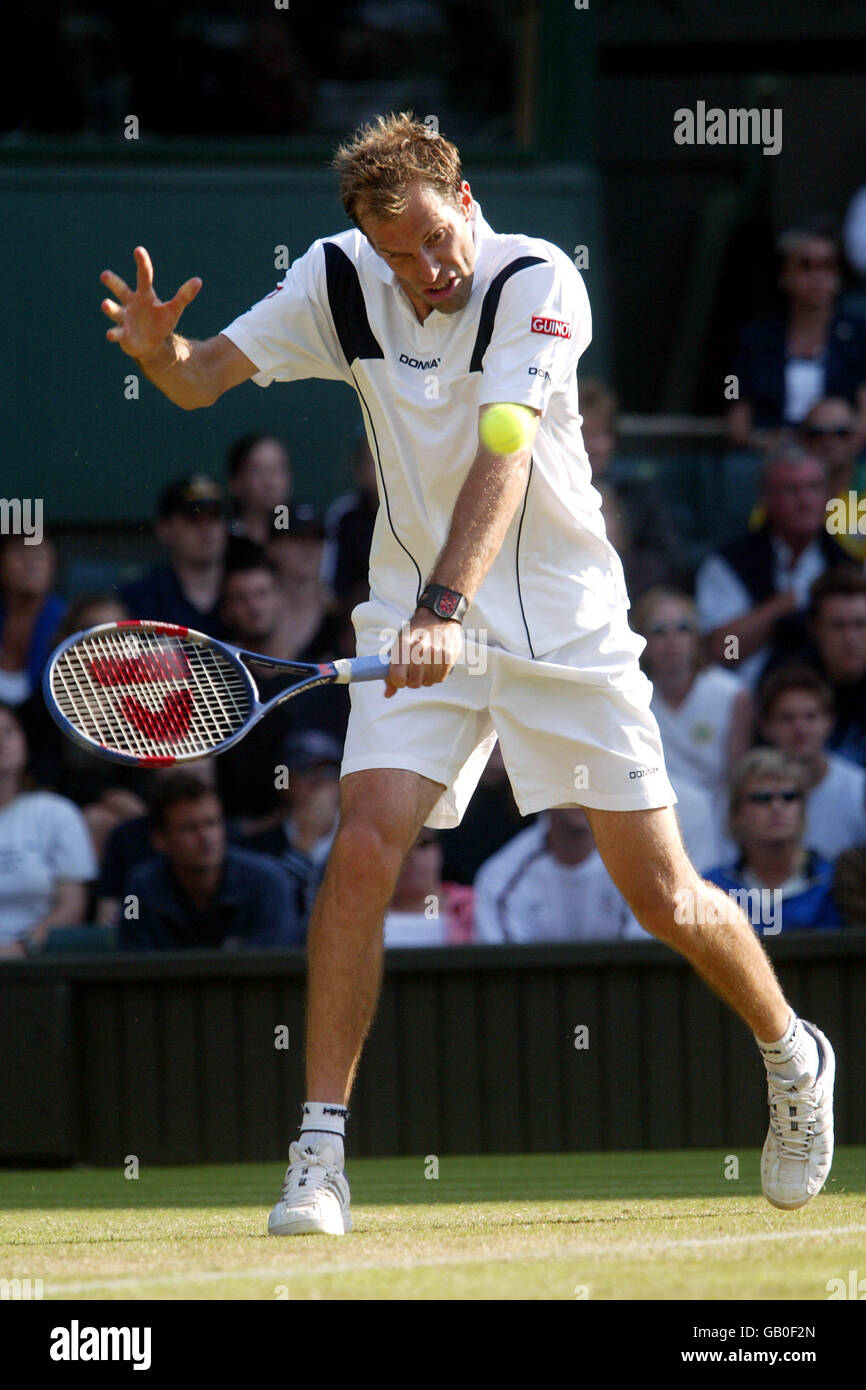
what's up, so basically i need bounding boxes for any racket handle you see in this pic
[333,651,392,684]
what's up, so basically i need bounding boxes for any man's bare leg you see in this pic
[306,767,444,1103]
[584,804,789,1041]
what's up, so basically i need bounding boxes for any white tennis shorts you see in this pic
[341,599,677,828]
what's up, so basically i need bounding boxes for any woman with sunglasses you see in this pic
[705,748,841,930]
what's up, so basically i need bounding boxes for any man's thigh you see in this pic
[339,767,445,847]
[584,804,698,914]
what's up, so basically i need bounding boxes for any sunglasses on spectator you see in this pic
[745,789,803,805]
[791,256,838,272]
[804,424,853,437]
[647,621,696,635]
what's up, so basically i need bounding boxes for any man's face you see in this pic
[0,707,27,778]
[641,597,698,679]
[762,459,828,543]
[361,180,476,322]
[158,511,227,567]
[0,538,56,598]
[222,568,281,644]
[581,410,616,476]
[801,400,858,484]
[232,439,292,512]
[733,779,805,848]
[155,794,226,875]
[761,690,832,762]
[267,534,322,583]
[780,236,840,311]
[813,595,866,681]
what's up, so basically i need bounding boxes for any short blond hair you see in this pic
[331,112,463,228]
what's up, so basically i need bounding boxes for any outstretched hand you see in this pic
[100,246,202,362]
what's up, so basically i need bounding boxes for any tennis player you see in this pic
[100,113,835,1235]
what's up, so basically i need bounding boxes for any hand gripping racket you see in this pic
[43,620,391,766]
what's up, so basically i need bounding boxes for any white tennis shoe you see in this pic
[267,1142,352,1236]
[761,1020,835,1210]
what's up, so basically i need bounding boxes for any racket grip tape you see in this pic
[334,651,392,684]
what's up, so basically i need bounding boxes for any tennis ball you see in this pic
[479,403,535,455]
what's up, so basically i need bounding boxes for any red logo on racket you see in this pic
[119,690,194,743]
[89,651,192,685]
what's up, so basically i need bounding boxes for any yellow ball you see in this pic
[479,403,535,455]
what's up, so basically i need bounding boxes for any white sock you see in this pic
[298,1100,348,1168]
[756,1011,819,1081]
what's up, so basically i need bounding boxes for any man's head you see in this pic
[800,398,858,490]
[266,505,326,584]
[777,222,841,312]
[760,445,828,547]
[221,559,283,646]
[227,434,292,516]
[579,379,618,477]
[150,776,226,877]
[758,664,835,763]
[728,748,808,851]
[631,587,700,681]
[546,807,596,865]
[156,474,227,569]
[332,113,476,321]
[809,568,866,682]
[0,533,56,600]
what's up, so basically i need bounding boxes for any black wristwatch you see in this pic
[417,583,468,623]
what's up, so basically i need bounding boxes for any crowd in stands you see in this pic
[2,214,866,955]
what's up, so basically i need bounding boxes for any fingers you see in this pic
[168,276,203,312]
[100,297,124,323]
[100,269,132,303]
[133,245,154,293]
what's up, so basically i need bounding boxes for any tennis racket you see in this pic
[43,619,391,766]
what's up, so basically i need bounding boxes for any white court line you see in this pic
[46,1223,866,1294]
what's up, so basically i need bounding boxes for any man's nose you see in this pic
[415,249,439,281]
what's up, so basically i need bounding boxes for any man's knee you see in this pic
[330,810,407,895]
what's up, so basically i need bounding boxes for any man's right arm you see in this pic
[100,245,258,410]
[135,332,258,411]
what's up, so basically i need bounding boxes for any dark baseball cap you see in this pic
[159,473,225,518]
[282,728,343,772]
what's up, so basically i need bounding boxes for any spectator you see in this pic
[19,593,149,850]
[120,473,228,638]
[705,749,841,931]
[634,585,753,772]
[800,396,866,563]
[0,532,65,705]
[227,433,292,549]
[695,444,858,686]
[808,569,866,768]
[727,219,866,449]
[323,435,378,607]
[383,827,474,946]
[833,844,866,925]
[474,808,642,943]
[580,378,687,598]
[265,504,345,660]
[244,729,342,939]
[440,741,527,886]
[93,763,218,926]
[758,664,866,859]
[0,703,97,956]
[216,557,348,824]
[118,776,296,950]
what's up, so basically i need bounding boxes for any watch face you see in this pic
[437,591,459,617]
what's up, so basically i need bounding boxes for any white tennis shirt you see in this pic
[221,202,643,677]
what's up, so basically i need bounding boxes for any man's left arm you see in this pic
[386,254,586,697]
[385,409,539,696]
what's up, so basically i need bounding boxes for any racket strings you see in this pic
[50,627,252,760]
